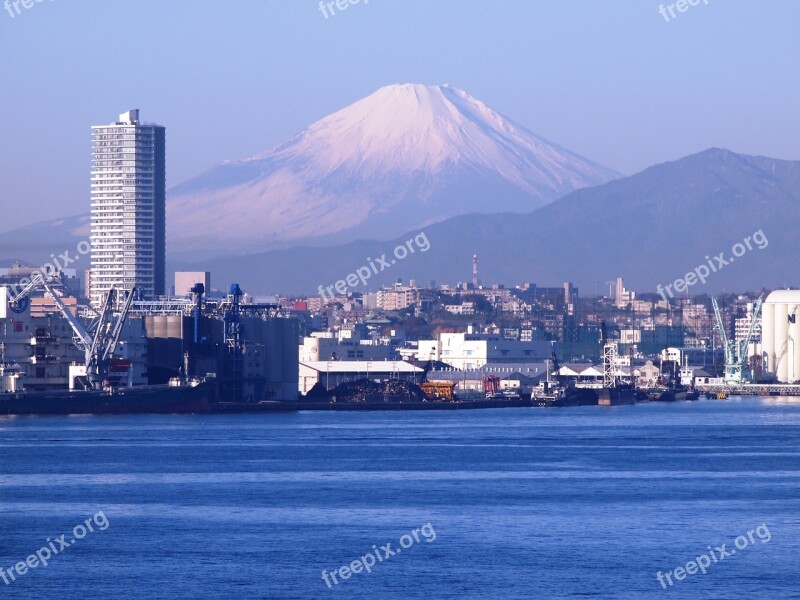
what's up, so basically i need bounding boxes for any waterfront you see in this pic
[1,398,798,599]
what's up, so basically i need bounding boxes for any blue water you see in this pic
[1,397,799,599]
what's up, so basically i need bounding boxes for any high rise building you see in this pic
[90,109,165,306]
[614,276,635,309]
[174,271,211,296]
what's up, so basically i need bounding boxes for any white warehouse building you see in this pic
[416,331,551,370]
[761,290,800,383]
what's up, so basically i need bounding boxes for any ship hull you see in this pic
[0,384,212,416]
[532,388,599,407]
[647,389,688,402]
[295,398,533,411]
[598,387,636,406]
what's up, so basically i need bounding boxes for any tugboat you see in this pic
[531,377,571,407]
[530,354,597,407]
[678,364,700,400]
[646,382,688,402]
[645,353,690,401]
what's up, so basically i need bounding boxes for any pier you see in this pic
[695,383,800,397]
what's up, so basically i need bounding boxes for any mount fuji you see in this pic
[166,83,619,257]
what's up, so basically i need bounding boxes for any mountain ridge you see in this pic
[172,148,800,296]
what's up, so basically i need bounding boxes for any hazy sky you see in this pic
[1,0,798,231]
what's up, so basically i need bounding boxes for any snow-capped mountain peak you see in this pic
[167,83,619,257]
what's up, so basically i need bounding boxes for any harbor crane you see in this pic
[712,296,763,384]
[9,273,136,389]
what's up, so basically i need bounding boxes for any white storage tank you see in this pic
[774,302,788,382]
[761,302,774,371]
[762,290,800,383]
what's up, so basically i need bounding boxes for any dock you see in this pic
[695,383,800,397]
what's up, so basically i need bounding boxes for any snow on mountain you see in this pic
[167,83,619,257]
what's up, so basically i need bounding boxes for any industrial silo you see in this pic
[762,290,800,383]
[761,302,774,372]
[166,316,183,339]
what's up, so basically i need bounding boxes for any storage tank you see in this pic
[763,290,800,383]
[791,307,800,383]
[166,316,183,339]
[151,316,168,339]
[761,302,774,372]
[774,302,788,382]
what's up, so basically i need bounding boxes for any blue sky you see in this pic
[1,0,798,231]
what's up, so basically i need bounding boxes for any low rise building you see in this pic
[299,360,422,394]
[444,302,475,316]
[377,286,417,311]
[299,329,395,362]
[416,330,551,369]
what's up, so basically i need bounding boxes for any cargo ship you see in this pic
[0,379,213,416]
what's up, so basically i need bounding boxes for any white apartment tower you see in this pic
[90,110,166,306]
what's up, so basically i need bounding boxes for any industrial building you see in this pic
[761,289,800,383]
[416,330,551,369]
[0,283,148,391]
[90,109,166,306]
[175,272,211,296]
[618,326,685,355]
[426,362,548,396]
[299,328,395,362]
[0,285,84,391]
[298,360,421,394]
[659,346,724,370]
[1,276,298,401]
[135,286,299,401]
